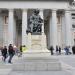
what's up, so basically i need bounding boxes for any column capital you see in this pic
[39,9,44,11]
[22,9,28,12]
[65,10,71,13]
[8,9,14,12]
[52,9,57,13]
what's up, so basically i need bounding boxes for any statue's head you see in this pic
[34,9,39,15]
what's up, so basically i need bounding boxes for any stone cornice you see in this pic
[0,0,73,1]
[0,0,73,5]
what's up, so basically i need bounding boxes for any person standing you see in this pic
[59,46,61,55]
[2,46,7,62]
[0,46,3,59]
[72,45,75,54]
[19,45,22,57]
[8,44,15,63]
[49,46,54,55]
[56,46,59,55]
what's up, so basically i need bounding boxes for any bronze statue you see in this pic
[27,9,43,34]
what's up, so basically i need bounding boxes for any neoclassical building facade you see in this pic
[0,0,74,50]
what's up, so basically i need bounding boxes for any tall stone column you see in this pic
[40,9,46,50]
[65,10,72,47]
[61,13,66,48]
[13,18,16,46]
[39,9,44,34]
[49,15,52,47]
[8,9,14,45]
[51,9,58,49]
[22,9,27,46]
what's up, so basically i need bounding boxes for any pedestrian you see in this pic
[64,46,69,55]
[2,46,8,62]
[56,45,59,55]
[49,46,54,55]
[59,46,61,55]
[72,45,75,54]
[19,45,22,57]
[8,44,15,63]
[0,46,4,61]
[22,45,27,52]
[13,45,19,56]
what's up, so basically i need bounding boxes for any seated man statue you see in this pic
[27,9,43,34]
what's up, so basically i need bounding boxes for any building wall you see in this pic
[0,15,4,46]
[0,1,73,48]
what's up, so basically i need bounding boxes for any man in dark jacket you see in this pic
[8,44,15,63]
[2,46,7,62]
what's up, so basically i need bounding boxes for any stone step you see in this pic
[13,57,61,71]
[0,63,12,69]
[0,69,12,75]
[23,49,50,53]
[16,57,59,62]
[9,71,71,75]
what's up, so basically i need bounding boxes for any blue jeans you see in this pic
[65,50,69,55]
[8,54,14,63]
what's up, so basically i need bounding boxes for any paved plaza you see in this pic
[0,52,75,75]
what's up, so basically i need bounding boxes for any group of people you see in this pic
[0,44,23,63]
[49,45,75,55]
[49,46,61,55]
[63,46,75,55]
[2,44,75,63]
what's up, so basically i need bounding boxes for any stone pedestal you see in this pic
[27,33,31,50]
[31,35,41,50]
[15,33,61,72]
[27,33,49,52]
[12,34,62,72]
[41,34,47,50]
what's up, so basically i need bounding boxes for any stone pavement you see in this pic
[0,53,75,75]
[0,54,20,75]
[10,71,71,75]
